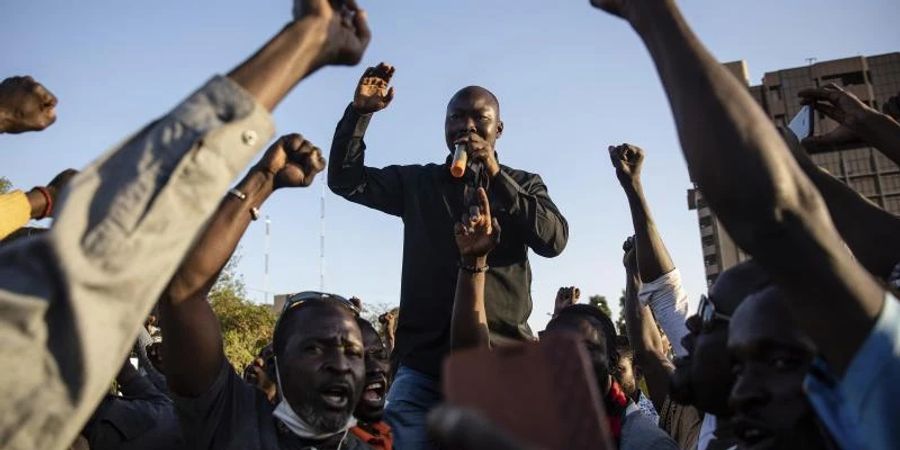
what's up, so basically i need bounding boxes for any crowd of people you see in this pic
[1,0,898,449]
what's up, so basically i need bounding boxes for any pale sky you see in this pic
[3,0,898,332]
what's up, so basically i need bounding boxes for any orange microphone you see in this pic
[451,143,468,178]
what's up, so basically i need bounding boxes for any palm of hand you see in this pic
[354,78,392,113]
[456,218,495,257]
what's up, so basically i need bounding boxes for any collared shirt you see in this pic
[635,391,660,424]
[351,421,392,450]
[0,75,274,450]
[804,293,900,450]
[84,374,184,450]
[638,268,691,358]
[0,190,31,240]
[328,104,568,377]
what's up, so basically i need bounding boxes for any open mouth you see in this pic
[319,384,352,410]
[733,418,775,449]
[362,376,387,404]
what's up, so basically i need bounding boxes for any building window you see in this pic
[704,255,717,267]
[699,216,712,228]
[702,235,715,247]
[843,149,873,175]
[769,85,782,100]
[875,151,898,172]
[849,176,878,196]
[881,174,900,194]
[821,71,866,86]
[883,195,900,215]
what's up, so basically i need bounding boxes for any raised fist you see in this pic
[609,143,645,187]
[254,134,326,189]
[0,76,58,134]
[295,0,371,67]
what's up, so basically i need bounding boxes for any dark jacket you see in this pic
[329,105,568,377]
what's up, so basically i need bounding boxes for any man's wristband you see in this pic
[459,261,489,273]
[34,186,53,219]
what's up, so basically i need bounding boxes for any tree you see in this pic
[0,177,11,194]
[616,289,627,335]
[208,253,275,371]
[588,295,612,319]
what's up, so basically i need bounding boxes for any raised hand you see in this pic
[798,83,874,149]
[295,0,371,67]
[353,62,396,114]
[609,143,645,188]
[254,134,326,189]
[554,287,580,315]
[0,76,58,134]
[454,187,501,259]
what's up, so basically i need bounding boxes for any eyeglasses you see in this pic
[697,294,730,332]
[281,291,360,317]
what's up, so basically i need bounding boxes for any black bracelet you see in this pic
[459,261,489,273]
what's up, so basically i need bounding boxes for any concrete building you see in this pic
[688,53,900,287]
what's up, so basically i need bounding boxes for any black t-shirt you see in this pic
[174,361,370,450]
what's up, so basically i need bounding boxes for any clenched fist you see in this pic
[0,76,58,134]
[254,134,326,189]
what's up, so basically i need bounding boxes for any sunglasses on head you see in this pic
[281,291,361,317]
[697,294,730,332]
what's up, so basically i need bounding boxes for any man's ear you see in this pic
[496,120,504,139]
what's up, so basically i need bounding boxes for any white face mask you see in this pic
[272,355,357,442]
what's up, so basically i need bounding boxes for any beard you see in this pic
[296,401,352,434]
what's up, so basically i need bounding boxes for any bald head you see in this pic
[448,86,500,115]
[729,286,816,352]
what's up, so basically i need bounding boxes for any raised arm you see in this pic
[451,187,500,351]
[161,135,324,397]
[782,128,900,282]
[621,237,672,411]
[0,169,76,240]
[590,0,883,373]
[611,144,689,356]
[328,63,405,216]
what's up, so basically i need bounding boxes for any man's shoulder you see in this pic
[499,165,544,186]
[622,410,679,450]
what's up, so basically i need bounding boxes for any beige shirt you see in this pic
[0,76,274,450]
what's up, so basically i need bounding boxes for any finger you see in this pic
[810,102,842,122]
[798,87,838,105]
[384,87,396,104]
[282,133,304,151]
[476,187,491,223]
[490,217,501,244]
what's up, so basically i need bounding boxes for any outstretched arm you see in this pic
[161,135,325,396]
[621,237,672,411]
[591,0,883,374]
[611,144,689,357]
[328,63,406,216]
[451,188,500,351]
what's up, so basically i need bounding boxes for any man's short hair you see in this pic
[554,304,620,368]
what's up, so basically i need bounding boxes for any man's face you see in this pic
[670,311,734,416]
[729,290,820,449]
[278,307,365,433]
[615,354,638,399]
[354,323,390,423]
[545,315,611,395]
[444,88,503,153]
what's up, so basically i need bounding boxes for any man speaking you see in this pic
[328,62,568,449]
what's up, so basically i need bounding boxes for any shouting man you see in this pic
[328,63,568,448]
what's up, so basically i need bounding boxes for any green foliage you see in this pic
[588,295,612,319]
[616,289,627,334]
[208,253,275,372]
[0,177,11,194]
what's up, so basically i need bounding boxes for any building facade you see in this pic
[688,53,900,287]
